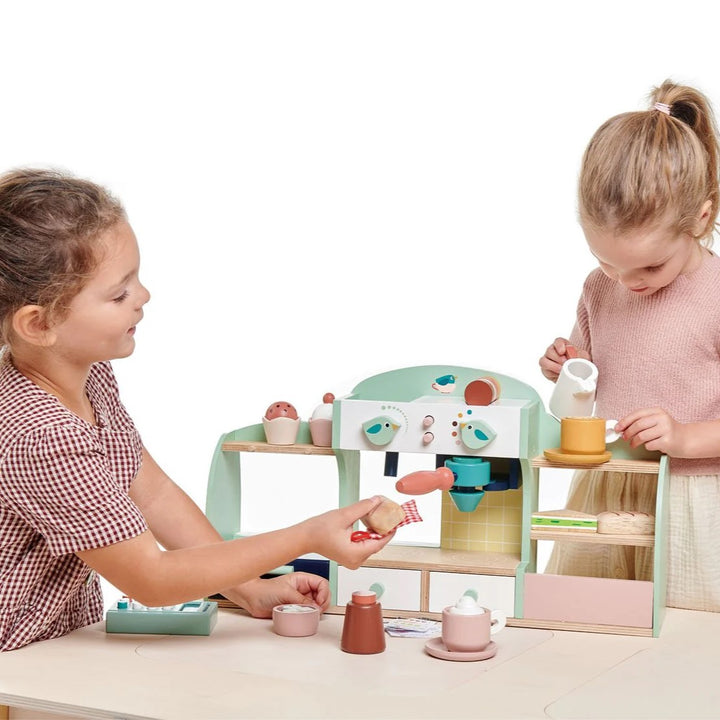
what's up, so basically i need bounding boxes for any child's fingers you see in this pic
[342,496,383,526]
[616,407,659,432]
[551,337,575,359]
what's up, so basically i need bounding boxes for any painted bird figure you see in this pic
[362,415,401,446]
[432,374,456,393]
[459,419,497,450]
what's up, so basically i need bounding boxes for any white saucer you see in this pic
[543,448,612,465]
[424,637,498,662]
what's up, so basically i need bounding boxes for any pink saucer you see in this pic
[424,637,498,662]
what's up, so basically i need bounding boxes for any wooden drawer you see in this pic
[428,571,515,615]
[337,566,422,611]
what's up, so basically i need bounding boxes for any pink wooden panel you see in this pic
[524,574,653,627]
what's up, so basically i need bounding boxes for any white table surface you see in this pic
[1,607,719,719]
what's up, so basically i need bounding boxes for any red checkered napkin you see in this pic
[397,499,423,527]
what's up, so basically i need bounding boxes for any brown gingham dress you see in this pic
[0,358,147,651]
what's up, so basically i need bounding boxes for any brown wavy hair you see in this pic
[579,80,720,245]
[0,168,125,347]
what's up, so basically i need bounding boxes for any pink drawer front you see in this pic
[523,573,653,628]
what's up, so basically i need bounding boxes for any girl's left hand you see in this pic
[615,407,687,455]
[539,338,591,382]
[222,573,330,618]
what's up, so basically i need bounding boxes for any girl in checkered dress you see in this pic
[0,169,392,651]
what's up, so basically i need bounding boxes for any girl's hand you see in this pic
[302,497,395,570]
[224,573,331,618]
[224,497,395,617]
[539,337,590,381]
[615,408,688,455]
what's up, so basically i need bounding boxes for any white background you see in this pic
[2,1,719,592]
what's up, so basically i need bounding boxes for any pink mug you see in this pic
[442,597,506,652]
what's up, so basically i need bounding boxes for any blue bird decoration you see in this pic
[362,415,401,446]
[459,419,497,450]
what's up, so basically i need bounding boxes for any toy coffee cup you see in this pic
[561,417,621,455]
[272,604,320,637]
[441,595,506,653]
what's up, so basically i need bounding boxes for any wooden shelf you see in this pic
[530,529,654,547]
[362,544,520,576]
[532,455,661,474]
[222,441,335,456]
[513,617,654,637]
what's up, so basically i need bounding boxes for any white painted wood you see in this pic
[336,566,422,611]
[336,398,529,456]
[428,572,515,615]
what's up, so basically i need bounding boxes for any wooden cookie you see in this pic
[361,496,405,535]
[597,511,655,535]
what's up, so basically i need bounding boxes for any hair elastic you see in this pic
[654,102,671,115]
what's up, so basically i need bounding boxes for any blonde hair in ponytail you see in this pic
[579,80,720,246]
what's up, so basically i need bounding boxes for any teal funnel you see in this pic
[449,487,485,512]
[445,457,491,513]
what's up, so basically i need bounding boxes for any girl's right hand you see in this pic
[539,337,589,382]
[303,497,394,569]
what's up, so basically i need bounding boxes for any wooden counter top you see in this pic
[1,607,719,719]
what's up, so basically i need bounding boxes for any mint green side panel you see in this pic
[516,459,539,619]
[205,429,243,540]
[653,454,670,637]
[329,448,360,605]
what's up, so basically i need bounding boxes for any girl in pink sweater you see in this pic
[539,81,720,611]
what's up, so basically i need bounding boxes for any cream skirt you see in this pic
[544,470,720,612]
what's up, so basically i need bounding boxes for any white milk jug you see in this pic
[549,358,598,419]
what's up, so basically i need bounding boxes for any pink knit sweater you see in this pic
[569,249,720,475]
